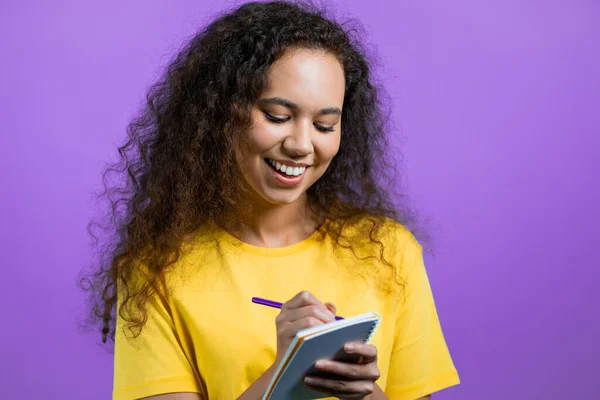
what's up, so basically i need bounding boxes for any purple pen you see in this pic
[251,297,344,320]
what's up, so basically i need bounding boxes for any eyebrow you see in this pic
[259,97,342,116]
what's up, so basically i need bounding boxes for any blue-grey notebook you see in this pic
[262,312,381,400]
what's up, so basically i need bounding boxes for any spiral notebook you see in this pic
[262,311,381,400]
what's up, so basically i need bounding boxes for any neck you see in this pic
[229,194,319,248]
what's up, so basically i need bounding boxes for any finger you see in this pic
[325,302,337,315]
[279,315,327,338]
[285,304,335,324]
[304,375,374,398]
[313,359,380,381]
[344,342,378,363]
[283,291,326,311]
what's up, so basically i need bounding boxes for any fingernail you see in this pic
[345,344,355,352]
[305,376,315,384]
[315,360,327,368]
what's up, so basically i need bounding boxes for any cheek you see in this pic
[316,133,341,163]
[246,118,282,154]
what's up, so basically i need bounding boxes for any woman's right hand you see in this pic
[274,291,336,365]
[236,291,336,400]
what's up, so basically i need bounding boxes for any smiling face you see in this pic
[237,48,346,207]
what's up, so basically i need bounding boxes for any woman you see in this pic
[83,1,459,399]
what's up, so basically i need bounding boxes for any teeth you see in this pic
[267,159,306,176]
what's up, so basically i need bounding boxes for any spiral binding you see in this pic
[363,312,382,343]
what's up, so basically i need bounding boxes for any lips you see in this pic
[265,158,308,177]
[264,158,308,185]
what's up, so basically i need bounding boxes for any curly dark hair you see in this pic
[80,0,421,344]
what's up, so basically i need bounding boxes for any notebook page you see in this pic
[295,312,380,338]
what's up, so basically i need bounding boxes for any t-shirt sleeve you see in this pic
[113,290,203,400]
[384,237,460,399]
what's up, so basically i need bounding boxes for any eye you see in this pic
[263,112,289,124]
[314,124,335,133]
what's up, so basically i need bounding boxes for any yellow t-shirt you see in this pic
[113,220,459,399]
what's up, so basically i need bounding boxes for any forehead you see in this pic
[261,48,346,109]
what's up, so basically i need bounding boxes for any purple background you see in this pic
[1,0,598,399]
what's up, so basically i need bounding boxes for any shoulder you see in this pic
[379,218,421,247]
[333,215,422,268]
[378,218,423,270]
[349,216,421,252]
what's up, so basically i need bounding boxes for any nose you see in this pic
[283,120,313,157]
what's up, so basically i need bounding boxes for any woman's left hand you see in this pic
[304,341,381,400]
